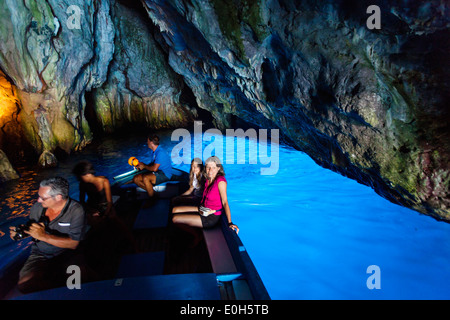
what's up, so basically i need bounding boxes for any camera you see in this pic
[199,206,212,216]
[12,220,34,241]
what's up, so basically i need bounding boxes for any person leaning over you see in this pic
[133,133,173,198]
[9,177,86,293]
[72,161,115,220]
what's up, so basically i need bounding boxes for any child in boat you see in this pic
[72,161,114,220]
[172,156,239,233]
[171,158,204,208]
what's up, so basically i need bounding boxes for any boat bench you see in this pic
[116,251,165,278]
[133,198,171,229]
[202,223,254,299]
[132,179,185,229]
[202,224,238,275]
[15,273,221,300]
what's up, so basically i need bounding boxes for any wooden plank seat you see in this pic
[202,218,258,300]
[134,181,181,199]
[202,222,238,276]
[133,198,170,229]
[14,273,221,300]
[116,251,165,278]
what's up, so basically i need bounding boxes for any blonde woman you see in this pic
[171,158,204,208]
[172,156,239,233]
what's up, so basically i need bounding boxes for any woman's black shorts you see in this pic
[200,212,221,229]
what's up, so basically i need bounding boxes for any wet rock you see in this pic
[0,0,448,220]
[0,0,193,164]
[141,0,449,220]
[38,150,58,168]
[90,1,194,132]
[0,150,19,182]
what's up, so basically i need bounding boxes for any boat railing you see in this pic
[205,214,271,300]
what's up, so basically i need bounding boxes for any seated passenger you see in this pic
[133,133,172,198]
[72,161,114,219]
[172,156,239,234]
[171,158,204,208]
[9,177,86,293]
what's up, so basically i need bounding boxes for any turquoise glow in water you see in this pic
[0,131,449,299]
[227,147,450,299]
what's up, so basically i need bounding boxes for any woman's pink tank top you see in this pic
[202,176,226,214]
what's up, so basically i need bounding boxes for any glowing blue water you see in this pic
[228,148,450,300]
[0,131,449,299]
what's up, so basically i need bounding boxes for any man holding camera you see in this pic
[9,177,86,293]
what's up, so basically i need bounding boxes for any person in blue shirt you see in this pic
[133,134,173,198]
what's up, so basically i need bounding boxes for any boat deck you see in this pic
[3,179,269,300]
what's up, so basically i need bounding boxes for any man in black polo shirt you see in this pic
[10,177,86,293]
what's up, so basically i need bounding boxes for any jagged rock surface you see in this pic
[0,0,193,167]
[141,0,449,220]
[0,0,448,221]
[90,2,196,132]
[0,149,19,182]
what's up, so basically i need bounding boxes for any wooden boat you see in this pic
[0,168,270,300]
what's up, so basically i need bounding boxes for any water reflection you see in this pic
[1,131,449,299]
[0,169,40,222]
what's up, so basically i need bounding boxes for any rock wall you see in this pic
[90,1,196,133]
[141,0,449,220]
[0,0,448,220]
[0,0,194,168]
[0,149,18,182]
[0,70,20,180]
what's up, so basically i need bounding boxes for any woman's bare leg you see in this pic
[172,213,203,247]
[172,213,203,228]
[172,206,198,214]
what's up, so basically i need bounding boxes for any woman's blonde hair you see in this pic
[189,158,204,188]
